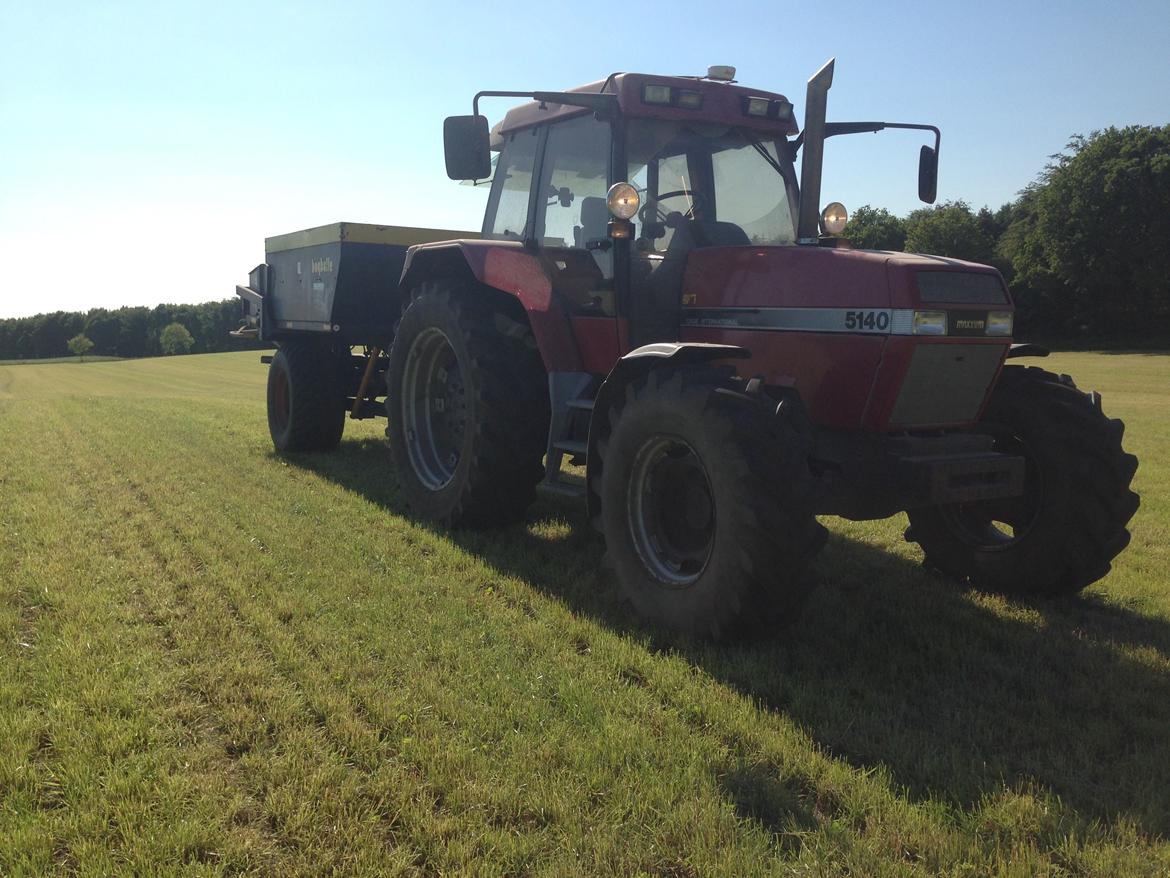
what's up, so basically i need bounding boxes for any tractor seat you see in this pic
[573,196,609,249]
[692,220,750,247]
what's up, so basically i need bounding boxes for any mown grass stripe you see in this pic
[45,402,428,876]
[1,403,259,873]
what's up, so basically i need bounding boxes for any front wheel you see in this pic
[907,366,1139,595]
[597,367,826,639]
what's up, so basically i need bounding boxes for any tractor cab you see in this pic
[440,64,957,427]
[453,69,804,350]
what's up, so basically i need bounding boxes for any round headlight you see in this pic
[606,182,640,220]
[820,201,848,236]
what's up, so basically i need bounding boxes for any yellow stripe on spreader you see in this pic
[265,222,480,254]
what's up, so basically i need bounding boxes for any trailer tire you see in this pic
[387,282,548,527]
[266,342,346,453]
[596,367,826,639]
[906,366,1139,595]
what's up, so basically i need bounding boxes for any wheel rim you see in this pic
[400,327,467,491]
[940,428,1044,550]
[627,435,715,586]
[272,363,291,432]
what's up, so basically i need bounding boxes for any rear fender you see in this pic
[584,342,751,524]
[400,240,581,371]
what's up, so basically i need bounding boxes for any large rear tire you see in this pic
[597,367,827,639]
[906,366,1139,595]
[386,282,548,527]
[266,342,346,453]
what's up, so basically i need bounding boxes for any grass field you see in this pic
[1,350,1167,876]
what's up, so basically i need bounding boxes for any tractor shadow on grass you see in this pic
[292,437,1170,839]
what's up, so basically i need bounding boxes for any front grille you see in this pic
[889,344,1004,426]
[917,271,1008,304]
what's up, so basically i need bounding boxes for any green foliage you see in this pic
[66,333,94,360]
[999,126,1170,342]
[0,300,265,361]
[842,205,907,251]
[159,321,195,356]
[0,310,84,361]
[0,351,1167,874]
[904,200,996,263]
[978,203,1016,245]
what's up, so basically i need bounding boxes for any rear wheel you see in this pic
[906,366,1139,595]
[597,367,826,639]
[386,282,548,527]
[266,342,346,452]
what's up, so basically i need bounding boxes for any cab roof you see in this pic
[494,72,799,139]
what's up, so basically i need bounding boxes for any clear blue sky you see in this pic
[1,0,1167,318]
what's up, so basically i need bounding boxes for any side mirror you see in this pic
[443,115,491,181]
[918,144,938,204]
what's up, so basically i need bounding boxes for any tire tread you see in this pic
[908,366,1139,595]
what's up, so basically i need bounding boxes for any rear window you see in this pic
[917,271,1008,304]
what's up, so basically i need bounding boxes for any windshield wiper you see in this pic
[736,130,787,178]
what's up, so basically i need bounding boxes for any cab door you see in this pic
[623,120,714,348]
[532,113,620,374]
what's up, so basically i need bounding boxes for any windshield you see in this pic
[626,119,799,250]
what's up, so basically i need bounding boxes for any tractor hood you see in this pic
[681,246,1009,311]
[678,245,1014,432]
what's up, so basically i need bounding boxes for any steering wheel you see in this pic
[639,189,703,224]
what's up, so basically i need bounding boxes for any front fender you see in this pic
[584,342,750,526]
[1006,342,1050,359]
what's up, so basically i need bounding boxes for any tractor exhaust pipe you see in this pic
[797,58,835,243]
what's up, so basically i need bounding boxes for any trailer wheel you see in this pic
[597,367,826,639]
[906,366,1139,595]
[266,342,346,453]
[386,282,548,527]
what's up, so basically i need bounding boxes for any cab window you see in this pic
[711,139,796,244]
[483,128,539,240]
[535,114,612,251]
[626,119,798,250]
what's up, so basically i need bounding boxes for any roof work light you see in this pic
[820,202,848,235]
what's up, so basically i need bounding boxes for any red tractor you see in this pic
[236,60,1139,638]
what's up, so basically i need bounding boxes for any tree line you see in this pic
[843,125,1170,345]
[0,300,267,361]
